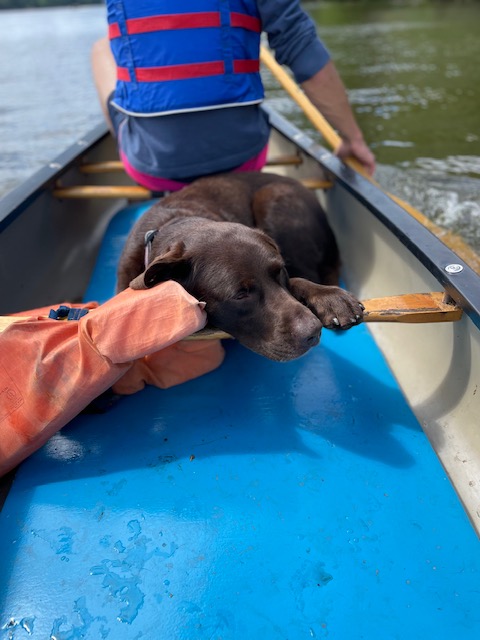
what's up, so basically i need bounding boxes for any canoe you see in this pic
[0,102,479,638]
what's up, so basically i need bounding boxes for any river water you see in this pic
[1,2,479,253]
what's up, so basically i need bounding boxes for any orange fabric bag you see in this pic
[0,282,224,476]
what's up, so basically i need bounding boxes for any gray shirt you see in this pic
[114,0,330,181]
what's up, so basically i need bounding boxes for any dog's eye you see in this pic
[232,287,250,301]
[274,267,288,284]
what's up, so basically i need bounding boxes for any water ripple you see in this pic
[412,156,480,177]
[376,164,480,254]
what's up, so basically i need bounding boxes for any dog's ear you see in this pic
[129,242,191,290]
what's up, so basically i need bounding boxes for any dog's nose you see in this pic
[294,314,322,351]
[304,331,320,348]
[300,327,321,351]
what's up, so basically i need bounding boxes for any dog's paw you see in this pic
[290,278,364,330]
[315,287,364,330]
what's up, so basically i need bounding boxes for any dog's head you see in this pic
[130,218,322,361]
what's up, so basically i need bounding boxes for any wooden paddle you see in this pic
[1,292,461,339]
[259,45,480,275]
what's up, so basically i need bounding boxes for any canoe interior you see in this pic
[322,181,480,533]
[1,132,479,637]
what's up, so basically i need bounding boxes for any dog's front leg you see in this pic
[289,277,364,330]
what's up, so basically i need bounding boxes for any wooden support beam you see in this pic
[300,178,333,190]
[79,161,124,174]
[267,154,302,166]
[79,154,304,174]
[184,292,463,340]
[0,293,462,338]
[362,292,463,323]
[53,185,153,200]
[53,178,332,200]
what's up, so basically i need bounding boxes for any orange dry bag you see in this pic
[0,282,224,476]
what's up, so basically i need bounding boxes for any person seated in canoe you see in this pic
[91,0,375,192]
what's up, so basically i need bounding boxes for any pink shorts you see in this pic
[120,145,269,192]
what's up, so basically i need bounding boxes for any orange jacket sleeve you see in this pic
[0,282,224,476]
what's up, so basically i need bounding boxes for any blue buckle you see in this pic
[48,305,89,321]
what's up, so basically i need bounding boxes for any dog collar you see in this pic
[144,229,159,268]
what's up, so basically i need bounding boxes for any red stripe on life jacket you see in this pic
[109,22,121,39]
[117,60,260,84]
[127,12,221,35]
[117,67,131,81]
[230,12,261,32]
[109,12,260,39]
[134,61,226,82]
[233,59,260,74]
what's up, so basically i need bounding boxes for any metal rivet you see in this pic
[445,264,464,274]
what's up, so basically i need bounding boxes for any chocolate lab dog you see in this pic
[117,172,363,361]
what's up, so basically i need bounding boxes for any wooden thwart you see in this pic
[53,185,153,200]
[79,161,124,174]
[362,292,462,323]
[0,292,461,337]
[186,292,462,340]
[301,178,333,190]
[79,154,304,174]
[53,177,332,200]
[265,154,303,166]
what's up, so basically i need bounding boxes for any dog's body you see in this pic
[117,172,363,361]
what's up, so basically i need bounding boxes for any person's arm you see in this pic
[301,61,376,175]
[258,0,375,175]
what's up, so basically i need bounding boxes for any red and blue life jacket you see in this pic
[107,0,264,116]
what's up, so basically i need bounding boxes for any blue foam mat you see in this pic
[1,203,479,639]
